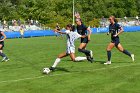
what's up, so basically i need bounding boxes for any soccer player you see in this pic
[104,16,134,65]
[49,24,87,71]
[75,13,93,62]
[0,29,9,62]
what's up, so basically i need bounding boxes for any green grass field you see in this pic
[0,32,140,93]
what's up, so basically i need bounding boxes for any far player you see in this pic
[48,24,87,71]
[75,13,93,62]
[0,29,9,62]
[104,16,134,65]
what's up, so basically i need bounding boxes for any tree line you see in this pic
[0,0,140,28]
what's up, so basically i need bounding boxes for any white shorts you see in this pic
[66,46,75,54]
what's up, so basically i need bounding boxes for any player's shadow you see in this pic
[94,60,106,64]
[66,59,87,62]
[55,67,70,72]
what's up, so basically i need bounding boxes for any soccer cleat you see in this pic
[5,58,9,62]
[90,50,93,59]
[49,67,55,71]
[131,54,135,62]
[104,61,111,65]
[1,57,6,62]
[87,56,93,63]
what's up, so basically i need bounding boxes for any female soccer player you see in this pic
[49,24,87,71]
[75,13,93,62]
[104,16,134,65]
[0,29,9,62]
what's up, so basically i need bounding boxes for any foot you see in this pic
[104,61,111,65]
[87,56,93,63]
[90,50,93,59]
[5,58,9,62]
[1,57,6,62]
[49,67,55,71]
[131,54,135,62]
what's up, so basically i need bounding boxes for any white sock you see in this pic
[75,56,87,62]
[52,58,61,68]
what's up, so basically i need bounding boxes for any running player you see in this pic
[104,16,134,65]
[75,13,93,62]
[0,29,9,62]
[49,24,87,71]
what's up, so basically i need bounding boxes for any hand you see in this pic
[75,12,80,18]
[54,29,58,32]
[82,35,86,38]
[0,40,4,42]
[113,34,118,37]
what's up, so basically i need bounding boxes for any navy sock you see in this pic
[123,50,131,57]
[107,51,111,61]
[0,52,7,58]
[78,48,90,56]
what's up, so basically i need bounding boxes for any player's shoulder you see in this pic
[65,30,71,34]
[81,23,87,28]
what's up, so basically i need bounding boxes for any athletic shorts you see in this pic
[0,41,4,50]
[66,46,75,54]
[111,38,120,47]
[81,36,88,43]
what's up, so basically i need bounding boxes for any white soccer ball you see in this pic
[43,68,50,74]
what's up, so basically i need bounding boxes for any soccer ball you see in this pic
[43,68,50,74]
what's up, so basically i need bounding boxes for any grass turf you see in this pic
[0,32,139,93]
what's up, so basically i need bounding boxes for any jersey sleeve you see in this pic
[117,24,121,29]
[74,32,82,39]
[65,30,70,34]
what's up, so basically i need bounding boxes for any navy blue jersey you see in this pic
[109,23,121,40]
[77,24,87,35]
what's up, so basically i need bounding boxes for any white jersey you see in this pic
[65,30,81,54]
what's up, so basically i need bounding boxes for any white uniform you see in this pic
[65,30,81,54]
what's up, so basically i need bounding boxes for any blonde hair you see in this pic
[110,16,118,23]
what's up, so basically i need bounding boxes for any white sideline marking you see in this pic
[0,63,139,84]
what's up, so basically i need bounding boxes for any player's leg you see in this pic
[104,42,115,65]
[78,43,93,62]
[0,44,9,62]
[69,53,87,62]
[116,43,134,61]
[50,52,68,70]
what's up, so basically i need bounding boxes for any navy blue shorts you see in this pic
[111,38,120,47]
[81,37,88,43]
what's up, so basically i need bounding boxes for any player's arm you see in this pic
[87,27,92,41]
[75,32,86,39]
[54,29,66,34]
[81,35,87,38]
[0,32,6,41]
[113,26,124,37]
[1,32,6,40]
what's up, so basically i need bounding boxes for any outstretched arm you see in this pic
[54,29,66,34]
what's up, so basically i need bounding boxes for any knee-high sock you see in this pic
[123,50,131,57]
[107,51,111,61]
[0,52,7,58]
[78,48,90,56]
[52,58,61,68]
[75,56,87,61]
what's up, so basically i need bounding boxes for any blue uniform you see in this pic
[109,23,121,47]
[77,24,88,43]
[0,31,4,50]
